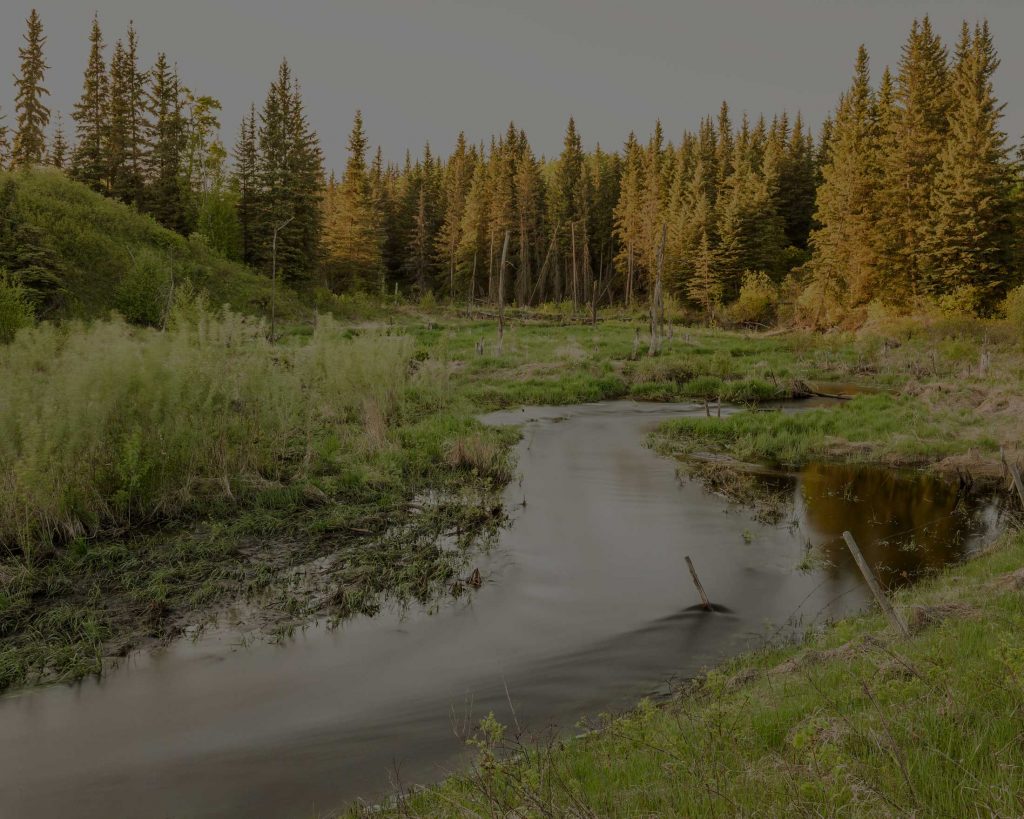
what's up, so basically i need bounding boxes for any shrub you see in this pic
[0,270,35,343]
[1003,285,1024,336]
[726,271,779,328]
[114,246,174,326]
[936,285,982,318]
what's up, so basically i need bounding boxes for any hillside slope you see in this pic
[0,168,305,323]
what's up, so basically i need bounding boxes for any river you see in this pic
[0,400,1004,818]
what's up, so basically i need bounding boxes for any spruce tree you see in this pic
[323,110,383,290]
[877,17,951,300]
[145,54,188,232]
[233,104,259,265]
[457,154,491,302]
[47,112,68,169]
[809,46,881,315]
[11,9,50,168]
[613,132,644,304]
[106,24,149,206]
[926,21,1015,308]
[434,132,472,299]
[0,108,9,169]
[70,14,108,190]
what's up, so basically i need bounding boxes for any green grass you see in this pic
[361,528,1024,817]
[654,392,996,468]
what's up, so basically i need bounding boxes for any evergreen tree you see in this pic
[106,24,149,206]
[876,17,951,300]
[323,110,383,290]
[434,133,473,299]
[0,107,9,169]
[11,9,50,168]
[47,112,68,169]
[778,112,817,248]
[70,14,108,190]
[613,132,644,304]
[926,21,1015,307]
[809,45,881,315]
[145,54,188,232]
[233,104,259,265]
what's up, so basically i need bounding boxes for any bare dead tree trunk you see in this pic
[570,221,579,312]
[497,230,510,355]
[487,227,496,304]
[517,215,530,307]
[627,241,634,308]
[648,224,667,357]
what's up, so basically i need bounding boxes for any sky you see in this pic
[1,0,1022,172]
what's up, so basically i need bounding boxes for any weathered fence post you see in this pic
[842,531,910,638]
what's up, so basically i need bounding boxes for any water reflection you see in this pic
[794,462,999,589]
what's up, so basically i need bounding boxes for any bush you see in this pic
[0,270,35,343]
[936,285,982,318]
[726,271,779,328]
[114,246,174,326]
[1003,285,1024,336]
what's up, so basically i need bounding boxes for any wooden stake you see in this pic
[1001,448,1024,508]
[842,531,909,638]
[685,556,712,611]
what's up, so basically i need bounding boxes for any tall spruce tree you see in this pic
[145,54,188,232]
[106,24,149,206]
[233,104,259,265]
[71,14,108,190]
[11,9,50,168]
[323,110,383,290]
[925,21,1015,308]
[877,17,951,301]
[434,132,472,299]
[809,46,881,316]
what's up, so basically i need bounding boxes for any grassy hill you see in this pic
[0,167,306,324]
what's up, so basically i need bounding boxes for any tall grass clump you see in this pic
[0,307,417,559]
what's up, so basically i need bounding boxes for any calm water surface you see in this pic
[0,401,1004,818]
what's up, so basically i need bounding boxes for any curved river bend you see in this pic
[0,401,1003,818]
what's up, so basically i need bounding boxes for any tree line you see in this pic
[1,10,1020,322]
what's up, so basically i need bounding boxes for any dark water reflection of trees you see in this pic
[794,463,999,590]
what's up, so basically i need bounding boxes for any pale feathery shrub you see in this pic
[0,308,418,559]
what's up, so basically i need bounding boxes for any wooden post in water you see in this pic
[842,531,910,638]
[685,555,712,611]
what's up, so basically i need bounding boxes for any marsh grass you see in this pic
[0,308,416,560]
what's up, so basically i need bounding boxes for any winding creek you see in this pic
[0,400,1007,819]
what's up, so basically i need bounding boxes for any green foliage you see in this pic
[1003,285,1024,335]
[725,270,779,327]
[0,270,35,342]
[114,246,172,325]
[0,168,303,321]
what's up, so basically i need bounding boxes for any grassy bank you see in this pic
[0,306,515,690]
[362,526,1024,817]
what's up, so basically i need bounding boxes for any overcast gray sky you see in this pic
[1,0,1021,172]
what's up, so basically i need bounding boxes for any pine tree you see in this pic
[613,132,644,304]
[47,112,68,168]
[323,110,383,290]
[145,54,188,232]
[70,14,108,190]
[457,154,491,302]
[876,17,951,301]
[233,104,259,265]
[925,21,1015,308]
[106,24,149,206]
[434,132,472,299]
[778,112,817,248]
[11,10,50,168]
[809,45,881,315]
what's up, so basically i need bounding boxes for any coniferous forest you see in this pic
[1,11,1020,328]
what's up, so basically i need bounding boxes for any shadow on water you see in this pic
[0,400,1008,819]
